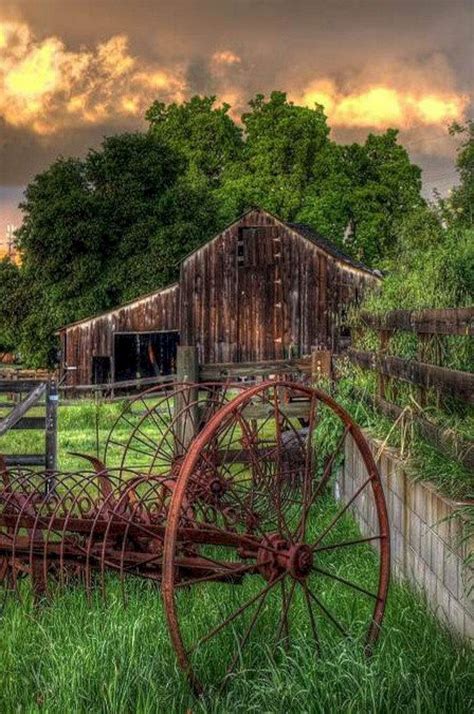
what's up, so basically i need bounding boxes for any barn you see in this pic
[58,207,381,386]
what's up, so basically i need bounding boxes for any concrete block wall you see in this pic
[338,434,473,643]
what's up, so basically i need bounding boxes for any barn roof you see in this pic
[57,282,179,332]
[285,222,379,275]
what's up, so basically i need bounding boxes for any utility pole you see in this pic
[6,224,16,259]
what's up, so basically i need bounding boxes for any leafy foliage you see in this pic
[11,132,219,365]
[146,95,243,186]
[0,258,25,353]
[2,92,466,366]
[217,91,332,221]
[448,120,474,227]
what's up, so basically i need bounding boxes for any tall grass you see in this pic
[0,573,472,713]
[0,399,472,712]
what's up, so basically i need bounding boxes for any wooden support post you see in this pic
[45,379,58,492]
[377,330,390,400]
[417,333,430,408]
[175,346,199,454]
[311,349,332,383]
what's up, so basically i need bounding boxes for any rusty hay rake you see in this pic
[0,380,390,693]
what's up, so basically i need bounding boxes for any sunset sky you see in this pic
[0,0,472,246]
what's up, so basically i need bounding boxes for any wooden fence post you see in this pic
[417,333,431,408]
[311,349,332,382]
[377,330,390,400]
[45,379,58,491]
[175,346,199,453]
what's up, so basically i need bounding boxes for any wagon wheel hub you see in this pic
[287,543,313,578]
[257,534,314,581]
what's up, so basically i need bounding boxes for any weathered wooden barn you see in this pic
[58,208,381,386]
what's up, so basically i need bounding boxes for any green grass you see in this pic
[334,369,474,504]
[0,569,472,713]
[0,398,472,713]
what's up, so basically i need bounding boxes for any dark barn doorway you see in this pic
[92,356,112,385]
[114,331,179,382]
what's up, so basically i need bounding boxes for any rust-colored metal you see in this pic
[162,380,390,692]
[0,379,390,694]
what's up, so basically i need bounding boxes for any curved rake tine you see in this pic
[69,452,115,505]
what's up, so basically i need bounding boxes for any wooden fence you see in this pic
[198,352,330,381]
[0,379,58,469]
[348,307,474,470]
[56,349,332,401]
[59,373,174,400]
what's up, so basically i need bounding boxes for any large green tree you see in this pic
[299,129,423,266]
[146,95,243,187]
[14,132,219,365]
[361,124,474,314]
[218,91,333,221]
[0,258,25,354]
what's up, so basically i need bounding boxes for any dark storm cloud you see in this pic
[0,0,472,237]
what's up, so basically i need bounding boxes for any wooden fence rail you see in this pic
[348,305,474,470]
[348,349,474,404]
[200,356,311,381]
[60,373,174,395]
[360,307,474,336]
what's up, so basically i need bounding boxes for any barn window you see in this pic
[237,230,246,266]
[237,226,272,268]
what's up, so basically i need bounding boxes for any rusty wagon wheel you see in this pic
[103,382,243,476]
[162,380,390,694]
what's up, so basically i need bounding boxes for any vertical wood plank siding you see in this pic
[60,209,378,385]
[180,209,377,363]
[61,284,179,385]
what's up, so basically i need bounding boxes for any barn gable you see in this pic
[179,208,379,363]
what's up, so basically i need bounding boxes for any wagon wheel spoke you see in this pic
[296,393,318,541]
[188,572,285,656]
[310,475,374,552]
[302,581,322,655]
[304,586,349,638]
[119,415,162,453]
[275,578,296,648]
[313,565,380,600]
[313,535,382,554]
[294,424,349,542]
[232,413,296,541]
[219,582,274,688]
[175,561,267,588]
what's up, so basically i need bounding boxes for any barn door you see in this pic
[114,331,179,381]
[92,356,112,385]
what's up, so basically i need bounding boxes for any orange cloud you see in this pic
[1,20,468,140]
[0,20,186,134]
[295,79,468,129]
[212,50,241,66]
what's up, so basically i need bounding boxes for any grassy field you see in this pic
[0,398,472,713]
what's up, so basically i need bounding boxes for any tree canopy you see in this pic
[2,91,467,367]
[362,121,474,314]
